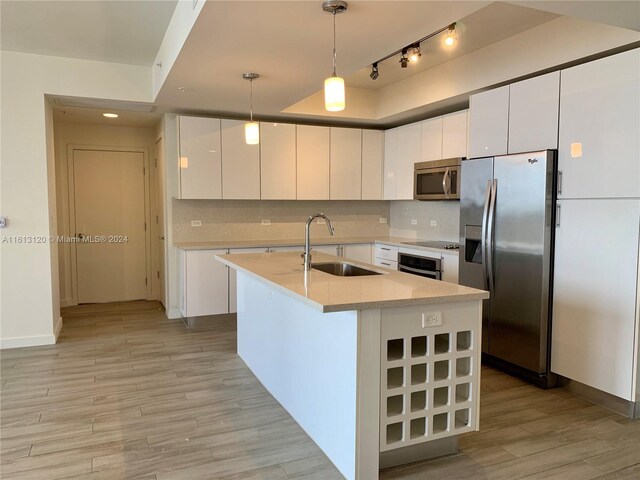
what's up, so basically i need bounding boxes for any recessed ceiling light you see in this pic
[103,113,118,118]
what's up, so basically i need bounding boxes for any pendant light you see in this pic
[243,73,260,145]
[322,0,347,112]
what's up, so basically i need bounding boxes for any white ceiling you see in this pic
[154,1,492,119]
[0,0,177,66]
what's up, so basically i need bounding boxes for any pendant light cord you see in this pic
[249,78,253,122]
[332,11,337,77]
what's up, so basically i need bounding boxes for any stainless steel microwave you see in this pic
[414,157,462,200]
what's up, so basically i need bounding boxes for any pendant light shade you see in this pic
[324,75,345,112]
[244,122,260,145]
[243,72,260,145]
[322,1,347,112]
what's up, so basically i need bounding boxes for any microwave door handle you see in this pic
[481,180,492,290]
[442,168,450,197]
[487,179,497,295]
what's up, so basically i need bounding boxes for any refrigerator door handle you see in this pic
[487,179,497,294]
[442,168,450,197]
[481,180,492,290]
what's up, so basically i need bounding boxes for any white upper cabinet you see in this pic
[260,122,296,200]
[558,50,640,199]
[468,86,509,158]
[297,125,330,200]
[361,130,384,200]
[396,122,422,200]
[508,72,560,154]
[383,128,398,200]
[179,116,222,199]
[442,110,468,159]
[420,117,443,162]
[330,127,362,200]
[221,119,260,199]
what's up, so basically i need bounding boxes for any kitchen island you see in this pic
[216,251,488,480]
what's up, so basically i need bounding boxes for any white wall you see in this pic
[0,50,152,348]
[53,122,160,307]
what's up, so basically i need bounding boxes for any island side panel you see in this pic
[236,272,363,480]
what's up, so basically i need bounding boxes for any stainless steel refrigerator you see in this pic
[459,150,557,387]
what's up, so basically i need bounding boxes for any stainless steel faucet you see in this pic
[303,213,335,271]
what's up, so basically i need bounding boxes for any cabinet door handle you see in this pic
[557,170,563,196]
[380,262,391,266]
[556,204,561,227]
[381,247,391,251]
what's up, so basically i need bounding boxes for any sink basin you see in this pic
[312,262,383,277]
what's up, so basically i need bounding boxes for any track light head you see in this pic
[409,44,421,63]
[444,23,457,47]
[370,63,379,80]
[399,49,409,68]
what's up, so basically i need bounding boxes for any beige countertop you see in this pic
[216,251,487,313]
[175,236,460,256]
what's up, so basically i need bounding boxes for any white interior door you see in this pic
[74,149,147,303]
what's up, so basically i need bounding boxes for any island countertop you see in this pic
[216,251,488,313]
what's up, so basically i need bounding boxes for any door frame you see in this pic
[66,144,153,305]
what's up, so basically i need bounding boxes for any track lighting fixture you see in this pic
[444,24,457,47]
[370,63,379,80]
[243,73,260,145]
[399,48,409,68]
[369,22,458,80]
[322,0,348,112]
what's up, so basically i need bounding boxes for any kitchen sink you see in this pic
[311,262,383,277]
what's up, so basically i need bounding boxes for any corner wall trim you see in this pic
[0,334,57,350]
[54,316,63,342]
[167,308,182,320]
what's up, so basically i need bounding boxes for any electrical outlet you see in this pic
[316,218,326,224]
[379,217,387,224]
[191,220,202,227]
[261,219,271,226]
[430,220,438,227]
[411,219,418,225]
[422,312,442,328]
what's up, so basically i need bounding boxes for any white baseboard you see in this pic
[54,316,63,341]
[1,334,56,350]
[60,298,72,308]
[167,308,182,320]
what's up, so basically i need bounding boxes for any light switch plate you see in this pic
[411,219,418,225]
[316,218,326,224]
[261,219,271,225]
[430,220,438,227]
[191,220,202,227]
[379,217,387,224]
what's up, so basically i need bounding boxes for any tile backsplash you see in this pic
[173,199,391,242]
[389,201,460,242]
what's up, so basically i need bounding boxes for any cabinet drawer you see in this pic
[375,244,398,261]
[374,258,398,270]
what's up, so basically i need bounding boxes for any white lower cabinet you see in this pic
[342,243,372,264]
[312,244,341,256]
[374,257,398,270]
[182,249,229,317]
[441,253,459,284]
[375,244,399,270]
[228,248,269,314]
[552,198,640,400]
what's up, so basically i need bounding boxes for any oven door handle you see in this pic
[398,265,440,276]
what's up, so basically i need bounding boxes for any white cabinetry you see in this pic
[558,50,640,199]
[420,117,443,162]
[228,247,269,313]
[552,199,640,400]
[396,122,421,200]
[330,127,362,200]
[179,116,222,199]
[261,122,296,200]
[374,244,398,270]
[508,72,559,154]
[441,253,459,284]
[297,125,330,200]
[383,129,398,200]
[361,130,384,200]
[221,119,260,199]
[182,249,229,317]
[442,110,468,159]
[313,244,341,256]
[342,243,372,264]
[468,86,509,158]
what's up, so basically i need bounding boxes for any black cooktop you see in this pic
[401,241,459,250]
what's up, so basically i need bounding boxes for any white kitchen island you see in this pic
[216,251,489,480]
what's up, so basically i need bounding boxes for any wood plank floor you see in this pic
[1,301,638,479]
